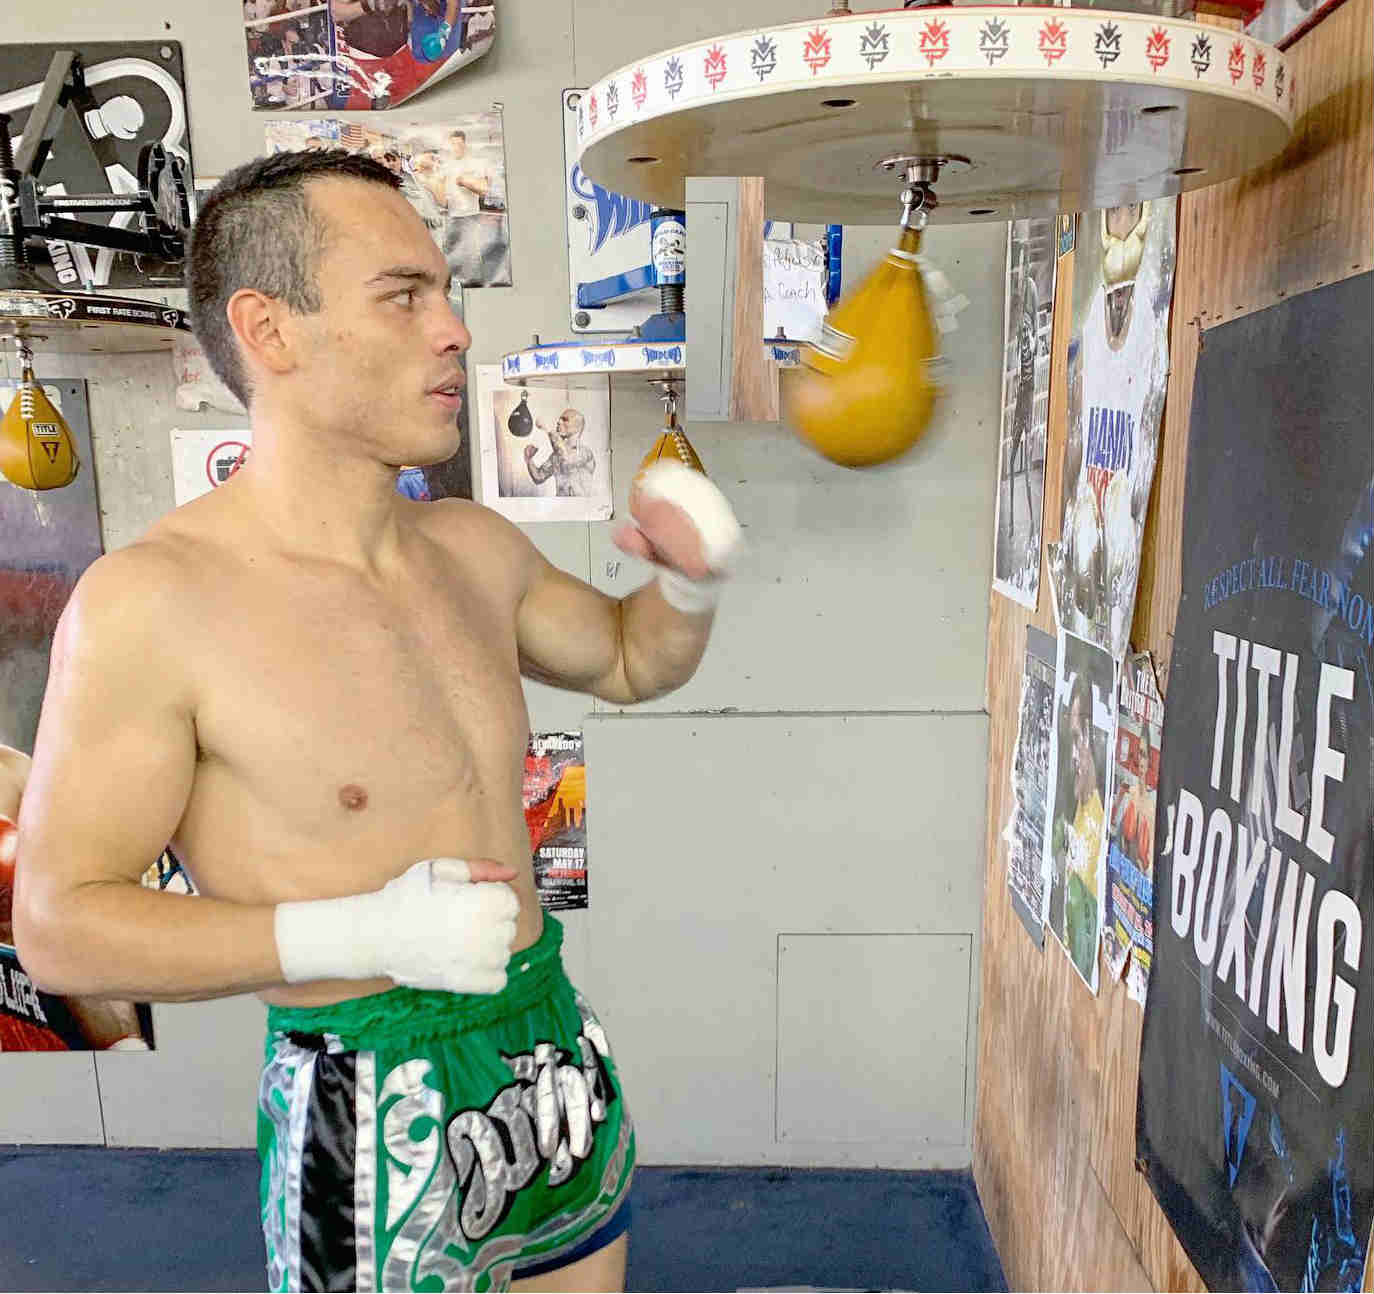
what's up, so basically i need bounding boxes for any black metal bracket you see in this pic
[0,49,193,289]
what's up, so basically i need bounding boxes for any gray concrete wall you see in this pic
[0,1,999,1167]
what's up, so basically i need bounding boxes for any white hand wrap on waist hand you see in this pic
[273,858,519,994]
[637,460,743,613]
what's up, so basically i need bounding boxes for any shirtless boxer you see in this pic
[12,150,741,1292]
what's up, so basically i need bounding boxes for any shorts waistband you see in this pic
[266,912,566,1050]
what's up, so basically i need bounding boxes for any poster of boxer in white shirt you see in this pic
[992,218,1056,610]
[1048,199,1177,662]
[265,110,511,288]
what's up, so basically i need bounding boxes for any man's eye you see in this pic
[393,289,416,306]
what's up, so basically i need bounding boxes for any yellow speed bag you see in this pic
[783,223,939,469]
[0,368,80,491]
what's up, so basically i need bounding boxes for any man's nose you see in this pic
[433,298,471,354]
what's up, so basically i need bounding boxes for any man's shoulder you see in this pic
[414,496,540,588]
[417,495,528,551]
[68,535,201,633]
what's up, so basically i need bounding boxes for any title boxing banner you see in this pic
[1137,275,1371,1292]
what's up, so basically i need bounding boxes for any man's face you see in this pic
[1101,203,1146,350]
[450,135,467,159]
[551,410,584,451]
[275,178,471,468]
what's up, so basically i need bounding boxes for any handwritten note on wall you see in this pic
[763,237,827,344]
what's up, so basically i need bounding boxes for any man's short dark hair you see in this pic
[450,130,466,142]
[187,149,400,406]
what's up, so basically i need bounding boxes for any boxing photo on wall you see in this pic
[242,0,496,111]
[0,379,156,1052]
[1103,650,1162,1006]
[1004,624,1057,948]
[472,364,613,524]
[992,217,1056,611]
[523,732,588,911]
[1041,628,1118,995]
[265,113,511,288]
[0,41,194,291]
[1047,197,1177,662]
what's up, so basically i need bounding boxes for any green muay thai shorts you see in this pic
[257,914,635,1292]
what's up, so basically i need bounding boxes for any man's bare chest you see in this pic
[186,562,530,833]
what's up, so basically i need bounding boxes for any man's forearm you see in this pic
[617,578,717,702]
[15,880,284,1003]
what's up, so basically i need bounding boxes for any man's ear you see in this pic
[226,289,295,381]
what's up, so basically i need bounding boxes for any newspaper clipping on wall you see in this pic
[1042,629,1118,993]
[1005,625,1057,947]
[1104,651,1163,1005]
[992,219,1055,611]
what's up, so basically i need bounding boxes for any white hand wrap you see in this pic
[274,858,519,994]
[637,460,743,613]
[107,1037,151,1052]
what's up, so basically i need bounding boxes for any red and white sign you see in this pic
[170,428,255,507]
[205,441,251,490]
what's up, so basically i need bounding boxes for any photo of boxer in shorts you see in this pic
[12,149,741,1292]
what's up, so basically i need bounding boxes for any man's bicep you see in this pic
[20,555,198,907]
[516,554,632,703]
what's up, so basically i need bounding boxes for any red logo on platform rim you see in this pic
[1145,26,1170,72]
[1039,18,1068,65]
[919,18,951,66]
[803,26,833,73]
[1227,40,1246,84]
[631,67,647,108]
[704,43,728,88]
[588,92,598,127]
[1252,51,1267,88]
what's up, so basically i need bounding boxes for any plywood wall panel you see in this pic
[973,0,1372,1287]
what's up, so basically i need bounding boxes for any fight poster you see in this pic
[1042,630,1118,993]
[266,114,511,289]
[1137,275,1372,1292]
[1105,651,1163,1005]
[1049,198,1176,661]
[523,733,588,911]
[1005,625,1056,947]
[992,218,1055,611]
[243,1,496,112]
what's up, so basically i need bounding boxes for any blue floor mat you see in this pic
[0,1147,1006,1292]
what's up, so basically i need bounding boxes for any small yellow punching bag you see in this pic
[784,187,940,469]
[0,349,80,491]
[633,384,705,490]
